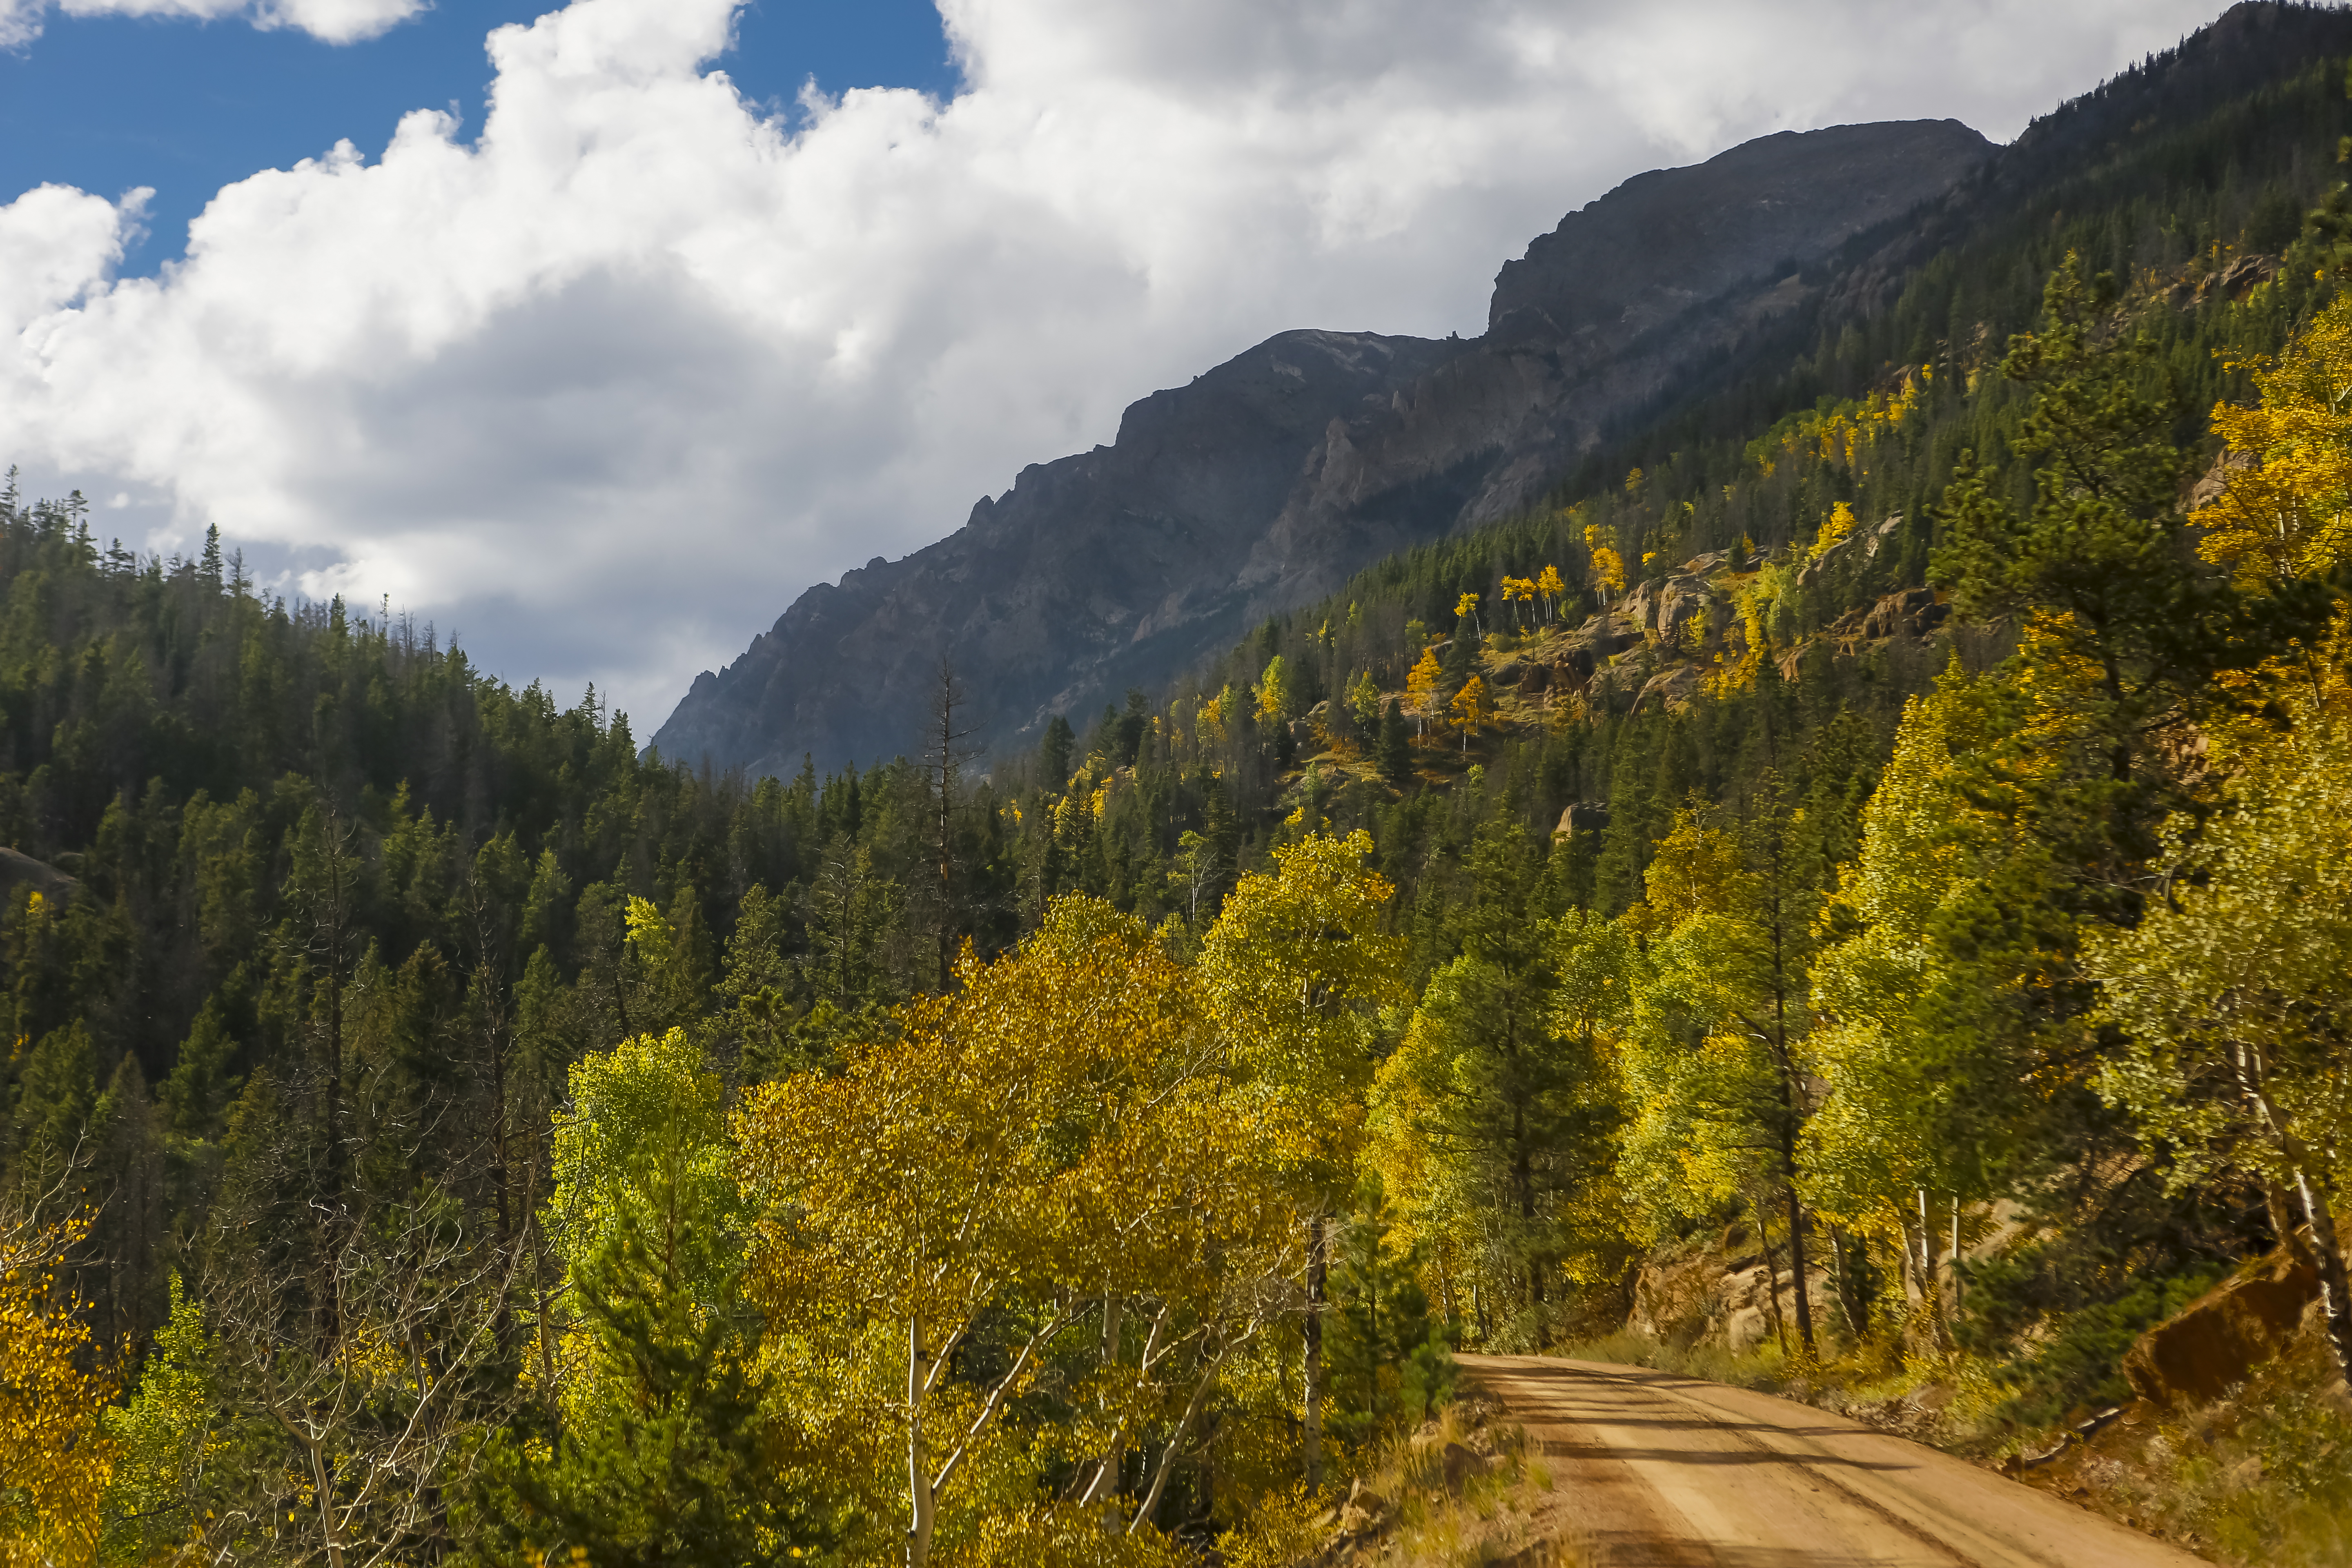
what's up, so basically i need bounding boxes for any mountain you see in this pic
[652,120,1993,777]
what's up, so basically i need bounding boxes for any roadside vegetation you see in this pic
[7,29,2352,1568]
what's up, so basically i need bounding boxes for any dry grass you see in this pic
[1298,1394,1588,1567]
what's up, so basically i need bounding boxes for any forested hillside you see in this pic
[9,23,2352,1568]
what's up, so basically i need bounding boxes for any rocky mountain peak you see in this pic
[652,122,1994,778]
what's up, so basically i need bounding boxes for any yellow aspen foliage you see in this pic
[739,899,1309,1565]
[98,1274,219,1564]
[1198,831,1406,1150]
[1256,655,1292,725]
[2085,645,2352,1376]
[1588,539,1626,597]
[2194,293,2352,585]
[1804,501,1857,566]
[1454,591,1480,632]
[1803,677,1987,1236]
[1403,645,1443,737]
[1193,695,1225,752]
[1448,675,1488,751]
[1747,369,1929,477]
[0,1212,115,1568]
[1535,564,1565,621]
[1621,807,1742,939]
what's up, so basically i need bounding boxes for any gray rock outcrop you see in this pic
[653,122,1988,776]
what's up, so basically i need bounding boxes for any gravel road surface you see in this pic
[1460,1354,2210,1567]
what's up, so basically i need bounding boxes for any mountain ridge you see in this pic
[653,119,1991,777]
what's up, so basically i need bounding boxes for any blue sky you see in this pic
[0,0,2232,724]
[0,0,960,274]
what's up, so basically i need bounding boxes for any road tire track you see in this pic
[1460,1353,2211,1568]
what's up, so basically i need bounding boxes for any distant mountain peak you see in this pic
[653,117,2013,777]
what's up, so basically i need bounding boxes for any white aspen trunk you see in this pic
[2235,1040,2352,1379]
[305,1437,345,1568]
[907,1317,935,1568]
[1949,1196,1964,1319]
[1079,1292,1137,1509]
[1896,1201,1924,1307]
[2293,1168,2352,1379]
[1129,1357,1220,1535]
[1100,1290,1124,1498]
[1918,1188,1938,1308]
[1303,1211,1327,1491]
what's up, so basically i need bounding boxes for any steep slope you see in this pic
[651,329,1472,777]
[1229,121,1991,617]
[653,121,1990,777]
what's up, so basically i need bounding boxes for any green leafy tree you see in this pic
[1617,803,1824,1354]
[471,1028,826,1568]
[2086,670,2352,1379]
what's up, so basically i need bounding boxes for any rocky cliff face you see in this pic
[653,120,1991,777]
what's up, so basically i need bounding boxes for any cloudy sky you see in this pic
[0,0,2235,728]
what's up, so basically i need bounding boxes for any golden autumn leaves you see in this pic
[0,1212,112,1568]
[2194,290,2352,586]
[587,835,1397,1568]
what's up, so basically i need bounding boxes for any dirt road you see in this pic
[1460,1354,2209,1567]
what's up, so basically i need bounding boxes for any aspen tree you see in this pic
[2087,666,2352,1378]
[1583,524,1626,601]
[1256,655,1292,726]
[1536,564,1566,624]
[1617,808,1823,1355]
[98,1274,219,1564]
[1805,677,2000,1316]
[1449,675,1488,752]
[1404,646,1443,739]
[741,899,1305,1562]
[1198,833,1405,1492]
[0,1209,114,1568]
[2192,293,2352,586]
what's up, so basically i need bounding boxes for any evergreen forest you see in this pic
[11,23,2352,1568]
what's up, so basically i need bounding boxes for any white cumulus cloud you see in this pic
[1,0,424,49]
[0,0,2230,727]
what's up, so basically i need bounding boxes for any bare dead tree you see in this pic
[197,1167,532,1566]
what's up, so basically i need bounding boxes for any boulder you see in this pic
[2190,447,2255,510]
[1574,612,1637,659]
[2123,1249,2318,1408]
[1439,1441,1492,1493]
[1634,664,1702,711]
[1555,802,1611,837]
[1629,1248,1723,1348]
[1861,513,1904,559]
[0,846,78,907]
[1859,587,1949,641]
[1654,576,1714,644]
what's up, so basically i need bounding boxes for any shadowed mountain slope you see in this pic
[654,122,1987,777]
[652,0,2352,779]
